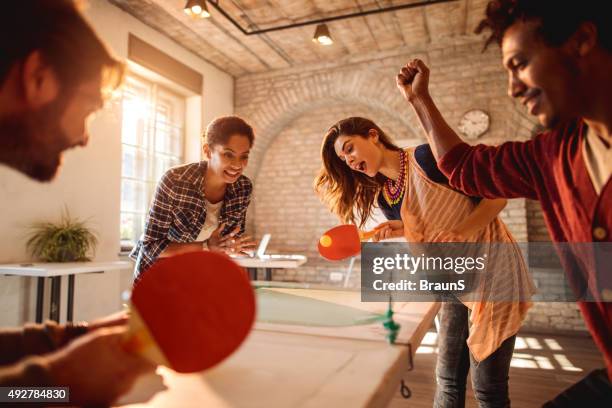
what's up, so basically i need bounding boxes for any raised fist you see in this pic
[396,59,431,102]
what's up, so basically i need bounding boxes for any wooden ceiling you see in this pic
[108,0,490,76]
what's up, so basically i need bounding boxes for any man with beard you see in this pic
[0,1,154,406]
[0,0,121,181]
[396,0,611,406]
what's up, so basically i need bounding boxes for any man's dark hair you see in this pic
[475,0,612,52]
[0,0,123,93]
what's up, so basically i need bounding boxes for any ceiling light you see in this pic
[313,24,333,46]
[184,0,210,19]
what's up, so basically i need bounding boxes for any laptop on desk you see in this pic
[255,233,271,259]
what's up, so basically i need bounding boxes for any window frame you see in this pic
[119,71,188,251]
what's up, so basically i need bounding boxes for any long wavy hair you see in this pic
[314,117,401,228]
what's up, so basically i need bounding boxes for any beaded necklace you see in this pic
[382,150,406,206]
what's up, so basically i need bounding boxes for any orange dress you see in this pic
[400,147,535,361]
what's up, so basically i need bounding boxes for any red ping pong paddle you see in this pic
[124,251,255,373]
[318,224,378,261]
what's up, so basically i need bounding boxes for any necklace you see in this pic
[382,150,406,206]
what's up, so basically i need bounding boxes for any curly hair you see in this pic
[475,0,611,52]
[204,116,255,147]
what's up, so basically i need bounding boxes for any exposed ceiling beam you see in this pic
[227,0,295,65]
[206,0,459,36]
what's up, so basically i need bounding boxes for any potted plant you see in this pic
[26,209,98,262]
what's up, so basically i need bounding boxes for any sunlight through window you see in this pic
[525,337,543,350]
[514,337,527,350]
[544,338,563,351]
[534,356,554,370]
[120,74,186,249]
[510,353,538,369]
[553,354,582,372]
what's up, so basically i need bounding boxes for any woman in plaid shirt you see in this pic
[130,116,256,279]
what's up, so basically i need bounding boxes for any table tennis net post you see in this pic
[343,256,356,288]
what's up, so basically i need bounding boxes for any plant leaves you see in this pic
[26,209,98,263]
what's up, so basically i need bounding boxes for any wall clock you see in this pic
[458,109,490,140]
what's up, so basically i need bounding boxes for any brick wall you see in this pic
[236,39,585,333]
[523,302,586,333]
[523,199,579,332]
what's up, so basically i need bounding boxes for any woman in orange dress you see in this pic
[315,116,534,407]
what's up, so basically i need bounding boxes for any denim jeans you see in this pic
[434,299,516,408]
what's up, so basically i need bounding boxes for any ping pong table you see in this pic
[118,282,439,408]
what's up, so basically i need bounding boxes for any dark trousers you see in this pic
[434,300,516,408]
[543,368,612,407]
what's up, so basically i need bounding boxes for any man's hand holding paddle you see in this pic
[46,326,155,407]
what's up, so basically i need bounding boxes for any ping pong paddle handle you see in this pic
[122,308,169,367]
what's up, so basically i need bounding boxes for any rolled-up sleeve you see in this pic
[0,322,87,366]
[131,171,176,277]
[438,141,540,201]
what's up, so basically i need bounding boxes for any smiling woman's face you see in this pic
[333,131,383,178]
[206,134,251,183]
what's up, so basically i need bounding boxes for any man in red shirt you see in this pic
[396,0,611,405]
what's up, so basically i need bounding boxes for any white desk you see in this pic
[0,261,130,323]
[232,254,307,280]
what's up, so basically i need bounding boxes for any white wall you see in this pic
[0,0,234,325]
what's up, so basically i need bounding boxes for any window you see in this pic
[120,74,186,249]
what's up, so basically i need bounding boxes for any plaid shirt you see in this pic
[130,161,252,279]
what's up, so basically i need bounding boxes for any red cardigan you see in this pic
[439,119,612,380]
